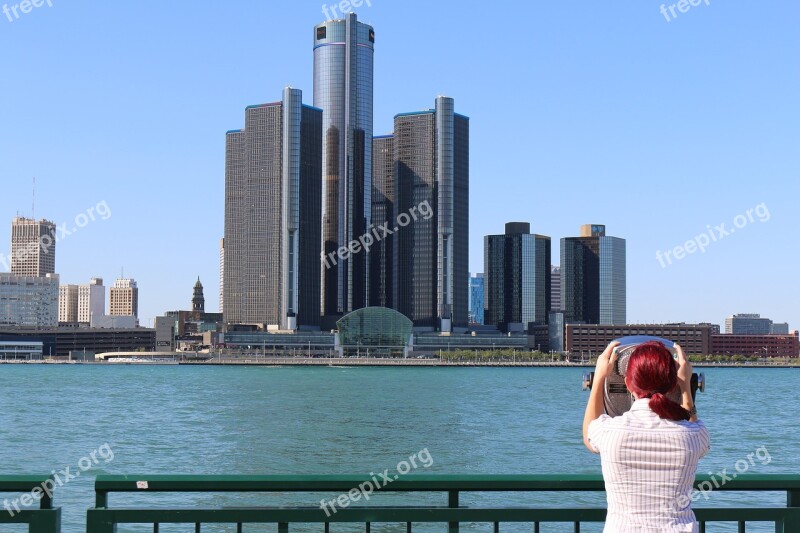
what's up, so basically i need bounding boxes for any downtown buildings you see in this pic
[223,14,469,332]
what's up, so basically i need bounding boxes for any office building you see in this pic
[219,238,224,314]
[389,97,469,330]
[0,326,155,357]
[566,323,714,356]
[484,223,551,332]
[551,265,561,311]
[469,273,484,325]
[59,284,80,323]
[109,278,138,318]
[314,13,375,320]
[711,332,799,358]
[223,87,322,329]
[10,217,56,277]
[561,224,626,325]
[369,134,394,309]
[0,273,59,327]
[771,322,790,335]
[725,314,773,335]
[78,278,105,323]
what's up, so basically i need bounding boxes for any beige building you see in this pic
[58,284,80,323]
[10,217,56,277]
[109,278,138,317]
[78,277,105,323]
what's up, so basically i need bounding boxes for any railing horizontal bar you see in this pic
[92,474,800,493]
[86,507,791,524]
[0,509,60,524]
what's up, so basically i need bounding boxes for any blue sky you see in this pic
[1,1,797,329]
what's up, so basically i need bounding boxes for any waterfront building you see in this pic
[724,313,773,335]
[10,217,56,277]
[469,273,484,325]
[59,284,80,323]
[389,97,470,330]
[561,224,626,325]
[78,277,105,323]
[565,323,713,356]
[164,279,223,337]
[109,278,138,318]
[0,326,155,357]
[711,332,799,358]
[551,265,561,311]
[0,272,59,327]
[314,13,375,320]
[223,88,322,330]
[484,223,551,332]
[0,340,43,360]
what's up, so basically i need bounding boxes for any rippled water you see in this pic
[0,365,797,532]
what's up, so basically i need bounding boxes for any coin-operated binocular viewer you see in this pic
[582,336,706,417]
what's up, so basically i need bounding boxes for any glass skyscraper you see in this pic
[561,224,626,325]
[223,88,322,329]
[313,13,375,320]
[484,223,551,331]
[469,273,485,325]
[377,97,469,330]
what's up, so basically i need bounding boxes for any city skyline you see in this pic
[1,2,797,329]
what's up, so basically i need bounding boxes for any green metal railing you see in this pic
[0,476,61,533]
[86,474,800,532]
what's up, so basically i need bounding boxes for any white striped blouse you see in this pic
[587,398,711,532]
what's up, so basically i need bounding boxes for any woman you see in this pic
[582,341,710,532]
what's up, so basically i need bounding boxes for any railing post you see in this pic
[780,490,800,533]
[86,510,117,533]
[448,490,459,533]
[27,509,60,533]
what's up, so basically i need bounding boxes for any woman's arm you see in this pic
[583,341,620,452]
[674,344,698,422]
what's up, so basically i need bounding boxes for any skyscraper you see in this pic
[219,238,224,314]
[389,97,469,330]
[109,278,139,318]
[551,265,562,311]
[10,217,56,277]
[223,87,322,329]
[313,13,375,320]
[370,134,394,309]
[561,224,626,325]
[469,273,485,325]
[484,223,551,331]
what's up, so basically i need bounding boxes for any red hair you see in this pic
[626,341,690,421]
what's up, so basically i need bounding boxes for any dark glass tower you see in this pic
[561,224,626,325]
[313,13,374,321]
[223,88,322,329]
[388,96,469,330]
[484,223,551,331]
[370,134,394,308]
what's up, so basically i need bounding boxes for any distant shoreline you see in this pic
[1,358,798,368]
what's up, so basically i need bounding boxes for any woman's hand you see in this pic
[674,343,693,393]
[594,341,621,383]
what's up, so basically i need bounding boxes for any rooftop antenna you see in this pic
[32,176,35,219]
